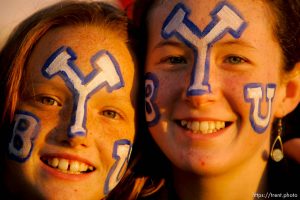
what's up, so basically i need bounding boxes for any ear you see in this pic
[274,62,300,118]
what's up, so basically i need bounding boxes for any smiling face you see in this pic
[5,25,136,199]
[145,0,287,176]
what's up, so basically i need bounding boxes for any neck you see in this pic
[172,155,268,200]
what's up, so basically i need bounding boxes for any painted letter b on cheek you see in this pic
[8,111,40,162]
[145,72,160,127]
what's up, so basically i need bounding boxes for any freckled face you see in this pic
[5,25,135,199]
[145,0,285,175]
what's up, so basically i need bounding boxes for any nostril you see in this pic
[185,93,217,108]
[81,143,88,148]
[68,137,88,148]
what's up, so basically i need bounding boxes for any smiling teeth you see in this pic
[46,158,94,174]
[181,120,225,134]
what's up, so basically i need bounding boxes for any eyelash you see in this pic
[160,55,248,66]
[160,55,187,65]
[224,55,249,65]
[101,110,121,119]
[35,96,62,107]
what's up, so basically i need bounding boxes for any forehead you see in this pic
[149,0,272,30]
[147,0,279,56]
[28,25,134,78]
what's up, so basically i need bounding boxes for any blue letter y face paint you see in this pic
[162,2,247,96]
[42,46,124,137]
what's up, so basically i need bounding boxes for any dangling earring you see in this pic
[271,119,284,162]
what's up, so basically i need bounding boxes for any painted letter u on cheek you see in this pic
[42,46,124,137]
[161,2,247,96]
[104,139,132,195]
[244,83,276,133]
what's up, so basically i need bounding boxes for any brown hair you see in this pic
[266,0,300,71]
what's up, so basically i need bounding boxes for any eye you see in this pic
[101,110,120,119]
[224,55,247,64]
[36,96,61,107]
[160,55,187,65]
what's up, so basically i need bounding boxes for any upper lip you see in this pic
[40,153,96,173]
[173,112,235,133]
[173,114,234,122]
[172,108,236,122]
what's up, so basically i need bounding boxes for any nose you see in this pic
[184,90,219,108]
[49,123,89,148]
[52,109,89,148]
[53,126,89,148]
[182,68,220,108]
[66,134,89,148]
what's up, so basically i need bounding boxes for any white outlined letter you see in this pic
[145,72,160,126]
[244,83,276,133]
[43,46,124,137]
[162,2,247,96]
[8,111,40,162]
[104,139,132,195]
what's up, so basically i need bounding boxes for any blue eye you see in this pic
[161,56,187,65]
[224,55,247,64]
[102,110,120,119]
[36,96,61,107]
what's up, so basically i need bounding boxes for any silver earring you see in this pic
[270,119,284,162]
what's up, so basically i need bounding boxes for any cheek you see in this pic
[156,71,187,109]
[219,75,246,111]
[8,111,40,162]
[89,121,133,195]
[145,70,184,125]
[103,139,132,195]
[89,117,135,141]
[145,72,161,127]
[223,78,277,134]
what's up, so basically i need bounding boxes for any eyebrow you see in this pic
[151,38,257,53]
[151,39,187,52]
[152,39,257,54]
[214,39,257,50]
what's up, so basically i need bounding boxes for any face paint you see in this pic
[244,83,276,133]
[8,111,40,162]
[145,72,160,127]
[42,46,124,137]
[104,139,132,195]
[162,2,247,96]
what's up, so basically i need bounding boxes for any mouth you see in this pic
[175,120,232,134]
[41,156,95,174]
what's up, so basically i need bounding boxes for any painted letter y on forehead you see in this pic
[162,2,247,96]
[43,46,124,137]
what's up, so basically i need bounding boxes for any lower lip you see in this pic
[175,123,231,140]
[40,160,93,181]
